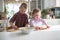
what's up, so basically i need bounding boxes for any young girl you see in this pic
[30,9,49,30]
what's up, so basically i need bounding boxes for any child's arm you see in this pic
[45,23,50,28]
[41,19,50,28]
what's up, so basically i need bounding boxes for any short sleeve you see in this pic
[24,14,29,25]
[10,14,16,23]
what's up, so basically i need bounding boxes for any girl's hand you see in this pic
[35,27,40,30]
[47,26,50,29]
[35,27,48,31]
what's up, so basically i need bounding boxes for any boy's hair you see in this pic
[20,3,27,9]
[32,9,40,15]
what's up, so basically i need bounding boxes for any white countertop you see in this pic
[42,25,60,31]
[0,25,60,40]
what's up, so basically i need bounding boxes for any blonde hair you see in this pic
[19,3,27,9]
[32,9,41,15]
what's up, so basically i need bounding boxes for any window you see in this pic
[5,3,20,19]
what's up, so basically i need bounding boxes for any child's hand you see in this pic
[35,27,46,30]
[11,25,18,30]
[35,27,40,30]
[47,26,50,29]
[35,26,50,31]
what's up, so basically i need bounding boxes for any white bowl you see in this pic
[20,27,32,34]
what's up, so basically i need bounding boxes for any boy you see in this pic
[10,3,28,29]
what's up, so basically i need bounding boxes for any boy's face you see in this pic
[33,11,41,20]
[19,6,27,14]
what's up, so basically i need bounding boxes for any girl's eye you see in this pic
[36,15,38,16]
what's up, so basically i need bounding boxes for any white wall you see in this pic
[0,0,4,12]
[30,0,36,11]
[44,0,56,9]
[56,0,60,7]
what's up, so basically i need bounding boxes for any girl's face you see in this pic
[33,11,41,20]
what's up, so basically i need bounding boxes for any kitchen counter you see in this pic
[0,25,60,40]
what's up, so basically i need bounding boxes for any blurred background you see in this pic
[0,0,60,20]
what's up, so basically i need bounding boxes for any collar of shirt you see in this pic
[32,18,42,22]
[18,11,25,15]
